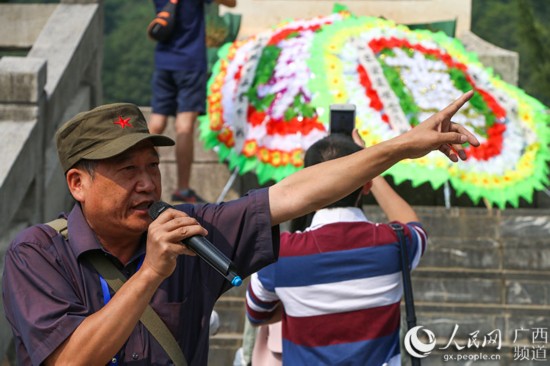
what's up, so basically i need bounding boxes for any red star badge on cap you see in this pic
[114,116,133,128]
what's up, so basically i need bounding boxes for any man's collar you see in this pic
[67,203,146,261]
[308,207,368,230]
[67,203,103,259]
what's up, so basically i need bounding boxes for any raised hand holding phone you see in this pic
[329,104,356,135]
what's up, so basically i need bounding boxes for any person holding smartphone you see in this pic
[246,132,428,366]
[329,104,356,135]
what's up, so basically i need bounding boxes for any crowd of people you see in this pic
[1,1,481,365]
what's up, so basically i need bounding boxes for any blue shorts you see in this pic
[151,69,207,116]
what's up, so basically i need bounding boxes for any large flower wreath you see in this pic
[200,7,550,209]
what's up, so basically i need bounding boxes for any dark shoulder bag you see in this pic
[147,0,179,42]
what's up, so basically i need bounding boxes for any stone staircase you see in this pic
[397,206,550,366]
[206,204,550,366]
[209,284,249,365]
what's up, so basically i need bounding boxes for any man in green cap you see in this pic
[2,91,479,365]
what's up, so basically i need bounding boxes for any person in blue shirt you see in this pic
[148,0,236,203]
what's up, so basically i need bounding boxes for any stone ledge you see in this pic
[0,121,37,186]
[460,30,519,86]
[0,4,57,48]
[0,120,39,236]
[213,298,246,334]
[159,161,241,203]
[420,237,501,269]
[415,268,550,279]
[29,3,99,96]
[500,216,550,238]
[416,301,550,314]
[0,104,40,123]
[0,57,46,103]
[413,276,502,304]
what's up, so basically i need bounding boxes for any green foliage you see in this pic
[472,0,550,106]
[102,0,155,105]
[516,0,550,105]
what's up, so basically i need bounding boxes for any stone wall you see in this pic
[402,206,550,366]
[208,206,550,366]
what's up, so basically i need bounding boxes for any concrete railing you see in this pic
[0,1,103,362]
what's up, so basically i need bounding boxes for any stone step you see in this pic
[213,296,247,335]
[207,298,548,366]
[209,267,550,364]
[208,332,243,366]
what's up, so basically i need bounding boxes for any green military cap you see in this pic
[55,103,174,172]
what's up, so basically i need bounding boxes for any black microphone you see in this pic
[148,201,242,287]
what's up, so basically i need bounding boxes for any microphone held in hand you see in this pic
[148,201,242,287]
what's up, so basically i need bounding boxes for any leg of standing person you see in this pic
[150,110,204,202]
[150,69,172,136]
[148,113,168,135]
[150,69,206,203]
[174,110,197,193]
[169,69,207,203]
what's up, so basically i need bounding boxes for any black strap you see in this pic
[390,223,421,366]
[45,219,187,366]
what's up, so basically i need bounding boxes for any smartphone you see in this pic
[329,104,356,135]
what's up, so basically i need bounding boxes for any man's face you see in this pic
[76,141,162,238]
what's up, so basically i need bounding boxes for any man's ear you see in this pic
[66,168,87,203]
[362,180,373,195]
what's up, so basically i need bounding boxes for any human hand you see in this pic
[396,90,480,162]
[143,208,208,279]
[352,128,366,148]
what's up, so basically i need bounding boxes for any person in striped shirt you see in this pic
[246,133,428,366]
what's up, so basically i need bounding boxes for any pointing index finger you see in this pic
[441,90,474,119]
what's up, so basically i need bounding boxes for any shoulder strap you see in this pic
[44,220,187,366]
[390,223,421,366]
[46,218,69,239]
[86,252,187,366]
[389,223,416,325]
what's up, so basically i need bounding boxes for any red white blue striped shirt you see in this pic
[246,207,427,366]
